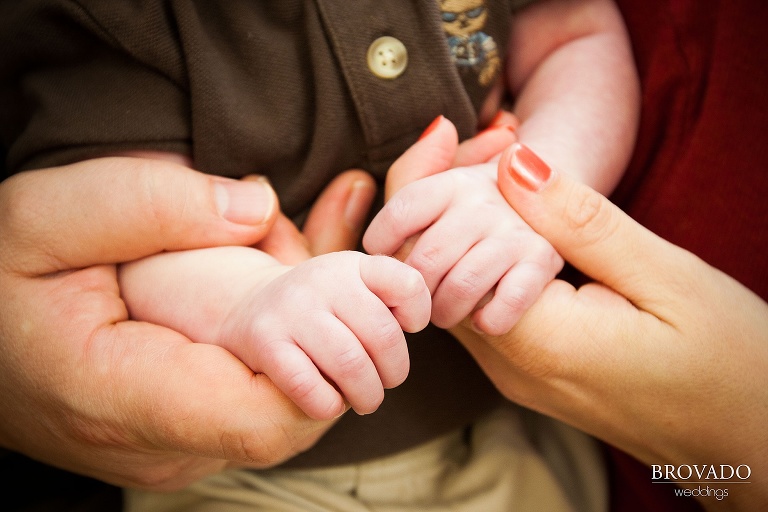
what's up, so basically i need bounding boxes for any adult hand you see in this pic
[450,143,768,511]
[0,157,374,491]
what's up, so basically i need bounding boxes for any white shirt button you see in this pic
[367,36,408,79]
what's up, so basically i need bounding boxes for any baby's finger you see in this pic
[472,248,564,336]
[336,289,411,390]
[255,212,311,265]
[363,175,452,257]
[402,211,483,294]
[430,237,519,329]
[358,255,431,333]
[256,339,346,421]
[302,313,385,416]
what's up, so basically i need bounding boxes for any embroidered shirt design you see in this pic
[439,0,500,86]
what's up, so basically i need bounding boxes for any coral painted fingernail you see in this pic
[489,111,507,127]
[488,110,520,130]
[418,115,444,140]
[506,143,552,192]
[480,123,516,136]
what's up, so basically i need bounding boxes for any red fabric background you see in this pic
[604,0,767,510]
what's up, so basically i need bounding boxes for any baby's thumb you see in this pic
[497,143,682,305]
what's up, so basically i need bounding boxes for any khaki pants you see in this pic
[125,405,607,512]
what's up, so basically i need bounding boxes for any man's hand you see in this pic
[0,157,374,490]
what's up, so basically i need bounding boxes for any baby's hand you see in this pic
[363,164,563,336]
[220,251,430,420]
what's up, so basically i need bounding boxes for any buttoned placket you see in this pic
[313,0,478,176]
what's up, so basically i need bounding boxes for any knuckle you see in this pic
[282,367,321,401]
[222,427,291,468]
[528,240,564,275]
[563,186,619,245]
[335,346,369,378]
[369,319,405,353]
[472,312,508,337]
[135,162,191,241]
[0,174,48,253]
[444,268,485,301]
[135,166,166,227]
[0,174,29,229]
[408,244,442,275]
[129,464,191,491]
[216,388,298,466]
[386,192,417,226]
[395,265,428,300]
[497,285,531,315]
[250,328,283,362]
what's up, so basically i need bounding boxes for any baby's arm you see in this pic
[118,247,430,420]
[507,0,640,193]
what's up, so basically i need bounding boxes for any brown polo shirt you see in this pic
[0,0,536,467]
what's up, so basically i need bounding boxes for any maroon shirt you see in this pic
[606,1,767,510]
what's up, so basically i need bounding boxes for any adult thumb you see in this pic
[384,116,458,201]
[497,143,690,307]
[0,157,278,275]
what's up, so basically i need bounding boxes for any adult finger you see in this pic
[454,111,518,167]
[0,270,331,489]
[497,142,696,311]
[0,157,278,275]
[383,116,458,201]
[95,321,333,479]
[254,170,377,264]
[303,170,377,254]
[255,212,312,265]
[385,112,517,200]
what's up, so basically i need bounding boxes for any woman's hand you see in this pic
[450,143,768,511]
[0,157,374,491]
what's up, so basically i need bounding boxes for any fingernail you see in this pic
[506,143,552,192]
[344,180,376,230]
[480,123,517,136]
[488,110,520,130]
[418,115,445,140]
[214,177,276,225]
[489,110,507,127]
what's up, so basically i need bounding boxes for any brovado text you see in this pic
[652,464,751,481]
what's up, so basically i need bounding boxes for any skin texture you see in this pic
[365,117,563,336]
[506,0,640,194]
[366,0,639,336]
[381,123,768,511]
[119,247,431,420]
[447,143,768,512]
[3,120,763,512]
[0,123,514,491]
[0,159,373,490]
[0,0,640,494]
